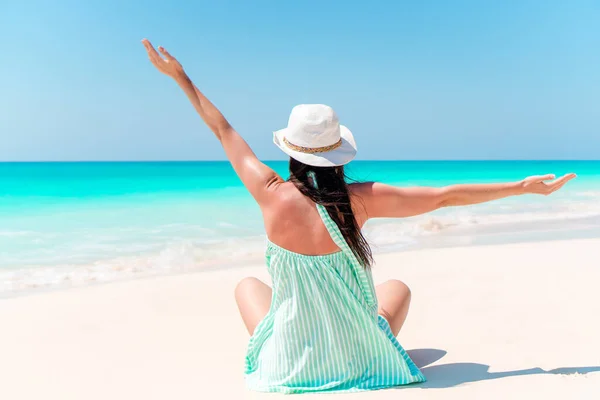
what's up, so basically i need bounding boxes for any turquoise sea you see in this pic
[1,161,599,296]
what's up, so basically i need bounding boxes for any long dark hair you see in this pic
[288,158,373,268]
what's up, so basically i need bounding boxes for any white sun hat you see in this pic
[273,104,357,167]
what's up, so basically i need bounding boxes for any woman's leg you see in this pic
[234,277,272,335]
[376,279,412,336]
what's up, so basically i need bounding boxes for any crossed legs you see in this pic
[235,277,412,337]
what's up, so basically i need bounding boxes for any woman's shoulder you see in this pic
[348,181,377,200]
[348,182,377,226]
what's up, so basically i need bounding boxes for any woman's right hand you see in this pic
[520,173,576,195]
[142,39,186,80]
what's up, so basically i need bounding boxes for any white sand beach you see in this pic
[1,238,599,399]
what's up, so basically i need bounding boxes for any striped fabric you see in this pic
[244,203,426,394]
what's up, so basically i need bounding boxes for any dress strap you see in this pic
[308,171,378,311]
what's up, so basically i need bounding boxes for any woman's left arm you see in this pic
[438,173,576,207]
[358,173,577,219]
[142,39,282,204]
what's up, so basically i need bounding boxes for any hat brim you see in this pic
[273,125,357,167]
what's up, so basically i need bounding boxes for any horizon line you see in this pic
[0,159,598,163]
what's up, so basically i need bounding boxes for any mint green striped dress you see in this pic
[244,202,426,394]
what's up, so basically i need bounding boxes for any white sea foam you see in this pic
[0,238,267,296]
[0,230,41,237]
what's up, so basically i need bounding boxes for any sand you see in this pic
[1,238,599,399]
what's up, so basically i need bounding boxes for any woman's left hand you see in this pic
[142,39,186,79]
[520,173,577,195]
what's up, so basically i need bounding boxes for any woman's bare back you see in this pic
[261,181,370,256]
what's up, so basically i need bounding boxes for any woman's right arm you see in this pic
[357,173,576,219]
[142,39,282,205]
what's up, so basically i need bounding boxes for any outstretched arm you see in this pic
[142,39,282,204]
[358,173,576,219]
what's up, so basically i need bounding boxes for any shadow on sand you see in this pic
[405,348,600,389]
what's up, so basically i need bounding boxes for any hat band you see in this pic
[283,137,342,154]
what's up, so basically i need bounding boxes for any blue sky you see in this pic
[1,0,598,161]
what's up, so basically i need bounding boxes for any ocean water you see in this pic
[1,161,599,296]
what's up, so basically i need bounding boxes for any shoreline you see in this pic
[3,222,600,299]
[1,238,599,399]
[3,227,600,299]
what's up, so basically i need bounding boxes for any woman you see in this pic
[142,40,575,393]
